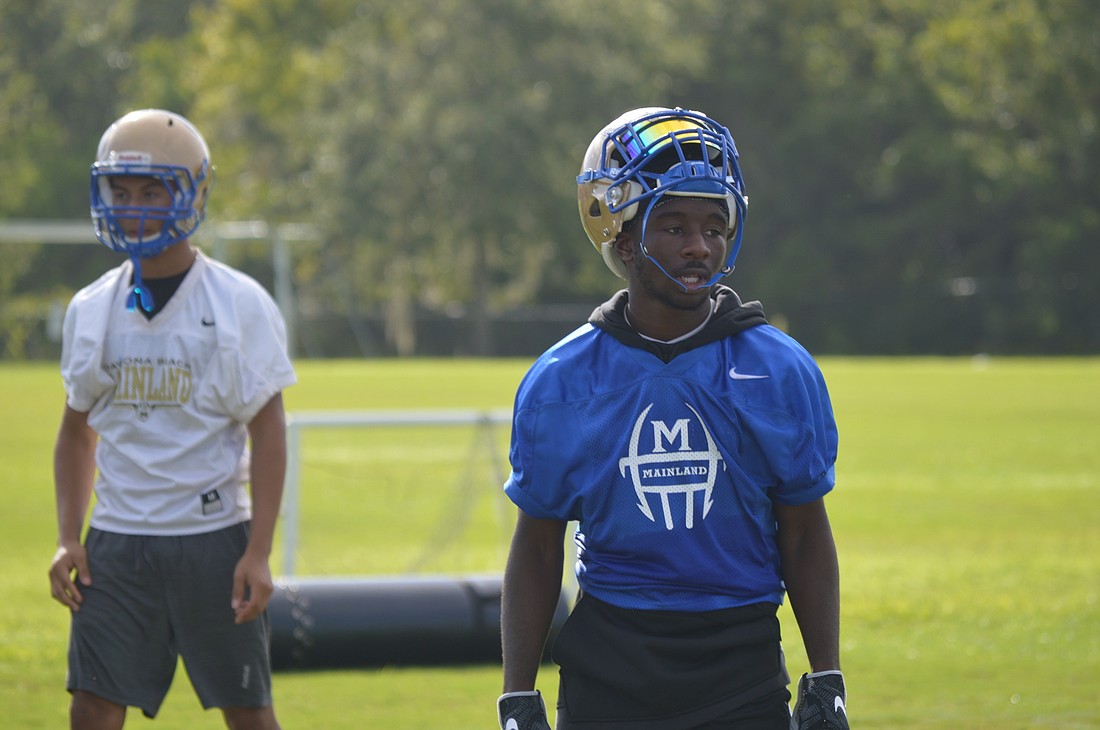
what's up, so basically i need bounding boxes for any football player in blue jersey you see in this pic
[497,107,850,730]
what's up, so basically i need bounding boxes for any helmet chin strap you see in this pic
[636,196,734,293]
[118,213,177,313]
[126,254,155,313]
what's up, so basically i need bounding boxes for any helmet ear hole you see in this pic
[588,199,601,218]
[618,181,644,227]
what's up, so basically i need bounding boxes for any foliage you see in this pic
[1,0,1097,355]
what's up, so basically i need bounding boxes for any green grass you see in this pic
[2,357,1098,728]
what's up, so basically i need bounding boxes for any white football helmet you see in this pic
[91,109,213,258]
[90,109,213,311]
[577,107,747,285]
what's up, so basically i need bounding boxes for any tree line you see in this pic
[2,0,1097,357]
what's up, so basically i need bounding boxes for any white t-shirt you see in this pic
[61,251,297,535]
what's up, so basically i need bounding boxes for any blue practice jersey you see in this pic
[504,290,838,612]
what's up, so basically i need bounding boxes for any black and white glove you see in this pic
[498,690,552,730]
[791,671,849,729]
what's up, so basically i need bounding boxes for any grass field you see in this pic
[1,357,1097,728]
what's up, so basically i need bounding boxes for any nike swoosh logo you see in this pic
[728,367,768,380]
[505,720,519,730]
[835,695,846,717]
[201,317,215,327]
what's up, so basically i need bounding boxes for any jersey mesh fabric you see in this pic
[505,314,837,612]
[60,252,297,535]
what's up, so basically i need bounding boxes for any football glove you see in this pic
[498,690,552,730]
[791,670,849,729]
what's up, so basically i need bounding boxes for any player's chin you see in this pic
[664,288,713,312]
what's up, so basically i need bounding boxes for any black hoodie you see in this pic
[588,285,769,363]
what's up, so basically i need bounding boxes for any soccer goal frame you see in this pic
[280,408,513,576]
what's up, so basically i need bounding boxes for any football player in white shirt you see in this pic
[48,109,296,730]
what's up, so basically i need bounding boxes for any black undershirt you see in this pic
[131,267,191,320]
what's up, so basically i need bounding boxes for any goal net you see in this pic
[271,408,578,669]
[278,409,517,579]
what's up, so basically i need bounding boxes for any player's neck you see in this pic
[624,297,716,343]
[140,241,198,279]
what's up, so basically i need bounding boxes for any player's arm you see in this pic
[232,392,287,624]
[499,510,565,729]
[49,404,98,610]
[776,497,849,728]
[775,497,840,670]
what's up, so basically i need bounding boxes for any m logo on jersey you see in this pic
[618,403,725,530]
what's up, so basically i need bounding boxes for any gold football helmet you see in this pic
[577,107,747,283]
[90,109,214,311]
[91,109,214,258]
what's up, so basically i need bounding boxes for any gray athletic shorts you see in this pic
[66,523,273,718]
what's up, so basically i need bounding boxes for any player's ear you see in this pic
[613,232,635,265]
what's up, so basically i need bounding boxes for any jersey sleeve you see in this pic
[60,271,120,412]
[503,358,587,522]
[207,280,297,424]
[764,344,838,506]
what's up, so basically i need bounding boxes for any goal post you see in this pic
[280,408,513,577]
[0,218,315,357]
[272,407,581,669]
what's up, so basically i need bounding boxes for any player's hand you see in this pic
[791,671,849,729]
[49,542,91,611]
[231,549,275,624]
[498,690,552,730]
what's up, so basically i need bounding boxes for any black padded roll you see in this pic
[269,575,570,670]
